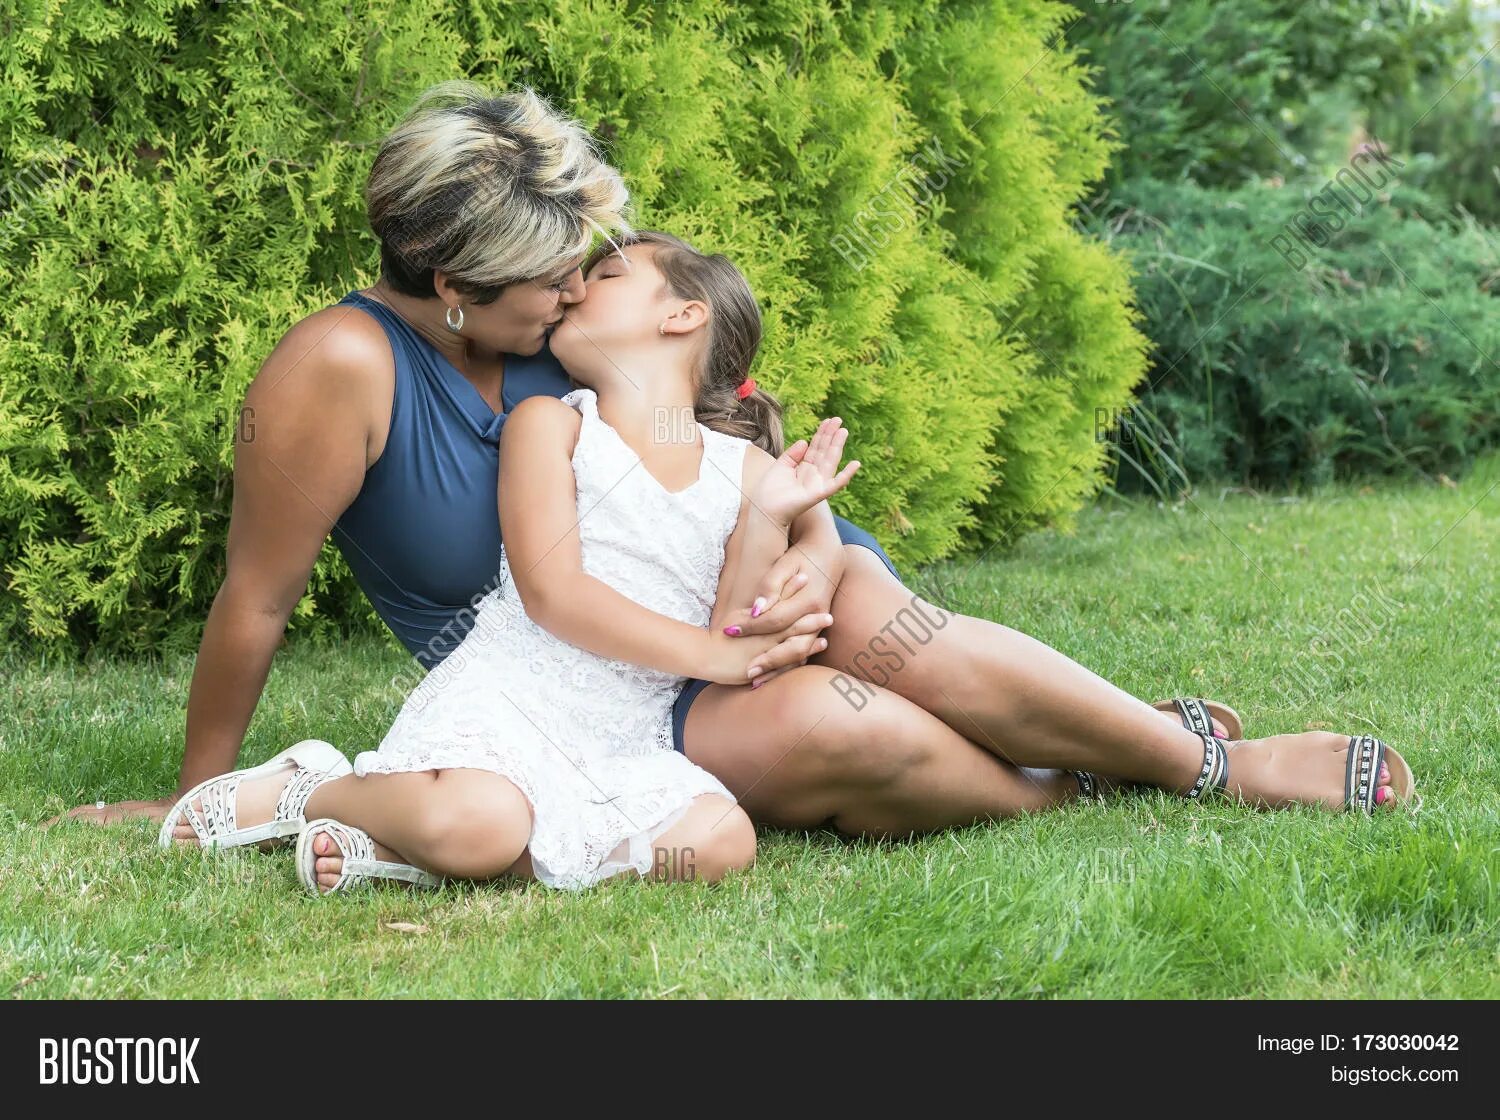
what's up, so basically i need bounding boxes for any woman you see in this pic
[60,83,1409,841]
[159,230,1410,898]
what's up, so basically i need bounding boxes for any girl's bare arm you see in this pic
[499,397,788,685]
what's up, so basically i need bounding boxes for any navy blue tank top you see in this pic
[329,289,901,675]
[330,290,574,668]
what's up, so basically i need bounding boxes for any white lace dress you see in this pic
[352,387,747,890]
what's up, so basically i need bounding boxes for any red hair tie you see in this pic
[735,377,757,400]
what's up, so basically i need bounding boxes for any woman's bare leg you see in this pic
[683,665,1076,837]
[811,545,1398,807]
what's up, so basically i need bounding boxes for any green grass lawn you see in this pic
[3,463,1496,998]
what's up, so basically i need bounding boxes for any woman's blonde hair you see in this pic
[367,82,631,302]
[583,230,784,456]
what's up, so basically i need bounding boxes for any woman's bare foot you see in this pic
[169,766,301,848]
[1075,706,1233,797]
[1151,700,1233,739]
[1080,730,1401,809]
[1223,732,1401,810]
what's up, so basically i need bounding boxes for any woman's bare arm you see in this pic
[46,306,392,825]
[180,309,390,788]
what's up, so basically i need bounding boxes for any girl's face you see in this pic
[549,244,678,377]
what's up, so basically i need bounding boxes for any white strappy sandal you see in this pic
[157,739,352,851]
[296,818,442,895]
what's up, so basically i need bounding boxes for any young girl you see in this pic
[161,230,860,890]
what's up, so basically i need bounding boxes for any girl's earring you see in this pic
[658,322,667,335]
[446,304,465,333]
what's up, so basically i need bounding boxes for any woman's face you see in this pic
[549,244,674,375]
[440,263,587,355]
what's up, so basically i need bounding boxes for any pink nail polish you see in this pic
[751,599,764,618]
[752,679,763,689]
[747,666,761,679]
[723,625,741,636]
[1376,787,1390,805]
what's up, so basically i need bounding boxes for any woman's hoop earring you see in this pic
[446,304,465,333]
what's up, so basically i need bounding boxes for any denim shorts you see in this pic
[669,514,900,753]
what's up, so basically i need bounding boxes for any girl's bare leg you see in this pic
[307,787,752,889]
[637,795,757,883]
[301,768,534,889]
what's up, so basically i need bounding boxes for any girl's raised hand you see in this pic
[751,417,860,529]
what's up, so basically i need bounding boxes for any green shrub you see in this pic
[1065,0,1473,187]
[0,0,1145,656]
[1087,177,1500,490]
[1370,27,1500,226]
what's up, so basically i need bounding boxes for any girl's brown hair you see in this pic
[581,230,784,455]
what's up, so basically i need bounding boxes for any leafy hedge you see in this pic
[0,0,1145,656]
[1088,177,1500,491]
[1065,0,1472,188]
[1370,23,1500,227]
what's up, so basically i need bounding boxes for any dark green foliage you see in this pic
[1089,177,1500,490]
[1065,0,1473,186]
[1062,0,1496,491]
[0,0,1146,655]
[1370,23,1500,226]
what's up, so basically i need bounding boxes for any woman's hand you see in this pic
[749,417,860,533]
[41,796,175,828]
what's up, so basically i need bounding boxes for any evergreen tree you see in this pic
[0,0,1145,655]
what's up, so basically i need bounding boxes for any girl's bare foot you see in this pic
[307,830,408,892]
[169,766,301,849]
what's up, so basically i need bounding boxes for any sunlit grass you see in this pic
[3,463,1495,998]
